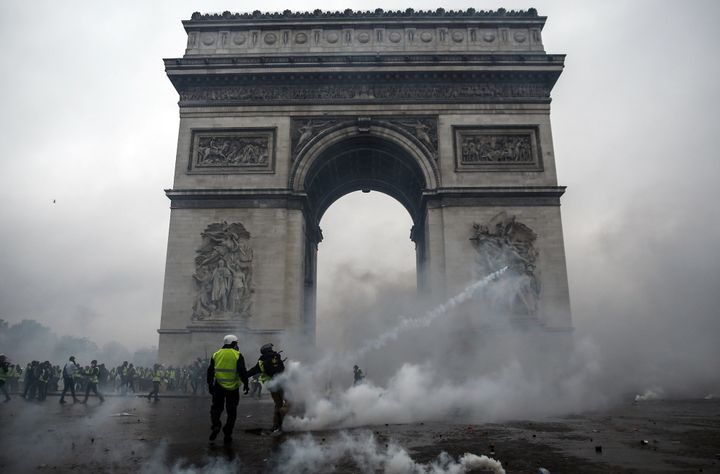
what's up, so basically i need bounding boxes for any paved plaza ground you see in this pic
[1,393,718,473]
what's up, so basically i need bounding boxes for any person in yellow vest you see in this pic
[147,364,163,401]
[81,360,105,403]
[247,343,287,435]
[206,334,248,444]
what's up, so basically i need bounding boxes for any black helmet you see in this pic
[260,343,274,355]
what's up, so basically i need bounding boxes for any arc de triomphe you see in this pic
[158,8,572,363]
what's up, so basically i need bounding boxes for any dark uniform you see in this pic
[206,335,248,443]
[247,343,287,433]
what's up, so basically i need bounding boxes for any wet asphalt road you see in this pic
[1,393,719,473]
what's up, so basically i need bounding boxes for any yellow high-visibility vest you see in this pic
[212,348,240,390]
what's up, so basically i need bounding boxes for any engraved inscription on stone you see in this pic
[454,127,541,171]
[192,222,254,323]
[470,212,540,316]
[189,129,275,173]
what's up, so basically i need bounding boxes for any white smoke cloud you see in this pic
[276,268,611,432]
[274,431,505,474]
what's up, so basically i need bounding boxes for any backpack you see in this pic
[261,352,285,377]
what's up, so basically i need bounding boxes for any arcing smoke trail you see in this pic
[282,267,511,430]
[338,266,509,364]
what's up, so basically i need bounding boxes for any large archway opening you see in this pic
[297,133,431,343]
[316,191,416,351]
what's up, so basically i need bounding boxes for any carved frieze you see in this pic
[192,222,254,323]
[180,82,548,106]
[188,128,276,174]
[290,116,438,161]
[189,9,540,21]
[184,9,545,55]
[470,212,540,316]
[453,126,542,172]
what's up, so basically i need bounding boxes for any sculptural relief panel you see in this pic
[188,128,276,174]
[453,126,542,172]
[192,222,254,323]
[290,116,438,161]
[470,212,540,317]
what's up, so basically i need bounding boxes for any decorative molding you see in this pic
[189,8,540,21]
[453,126,543,172]
[290,116,438,161]
[424,186,565,207]
[180,81,550,106]
[182,10,546,56]
[192,222,254,323]
[470,211,540,316]
[188,128,276,174]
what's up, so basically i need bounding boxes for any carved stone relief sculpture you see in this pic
[180,81,550,106]
[291,116,438,161]
[454,127,542,171]
[192,222,254,323]
[189,129,275,174]
[470,212,540,317]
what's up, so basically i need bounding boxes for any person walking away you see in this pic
[206,334,248,444]
[247,343,287,435]
[147,364,163,401]
[81,360,105,403]
[0,354,11,402]
[60,356,81,404]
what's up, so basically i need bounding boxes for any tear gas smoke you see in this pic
[274,431,505,474]
[343,266,507,363]
[634,387,664,402]
[140,442,244,474]
[279,266,609,431]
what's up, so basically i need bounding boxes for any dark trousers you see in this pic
[270,389,288,431]
[0,380,9,401]
[23,379,35,399]
[83,383,104,402]
[210,383,239,436]
[60,377,77,401]
[148,381,160,400]
[38,382,48,401]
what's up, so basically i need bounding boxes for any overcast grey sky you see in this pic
[0,0,718,365]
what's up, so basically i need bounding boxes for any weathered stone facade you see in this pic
[158,8,572,364]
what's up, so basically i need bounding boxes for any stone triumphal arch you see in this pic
[158,8,572,363]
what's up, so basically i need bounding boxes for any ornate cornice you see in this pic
[189,8,540,22]
[424,186,566,207]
